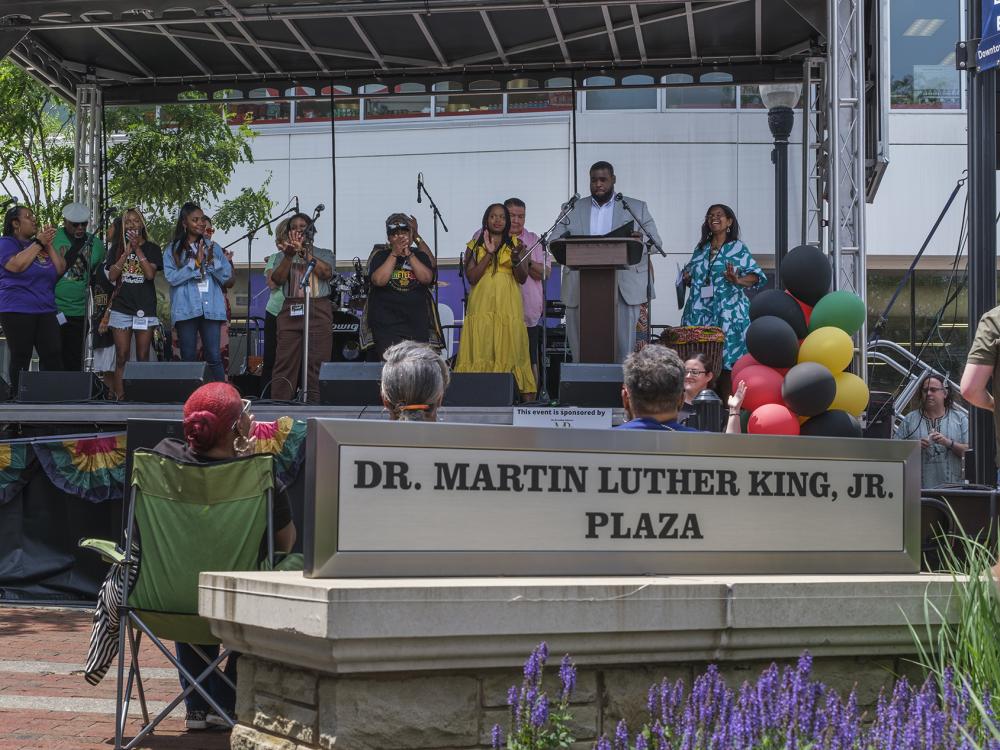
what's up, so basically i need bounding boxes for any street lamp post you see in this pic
[759,84,801,289]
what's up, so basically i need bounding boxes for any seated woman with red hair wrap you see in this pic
[154,382,296,730]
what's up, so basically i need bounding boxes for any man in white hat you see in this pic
[53,202,105,371]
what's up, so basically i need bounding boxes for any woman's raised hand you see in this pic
[483,233,498,255]
[37,226,56,247]
[728,380,747,412]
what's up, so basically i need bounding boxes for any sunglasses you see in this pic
[232,398,252,432]
[387,224,410,234]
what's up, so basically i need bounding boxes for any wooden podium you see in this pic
[551,236,643,363]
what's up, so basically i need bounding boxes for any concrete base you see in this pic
[200,572,956,750]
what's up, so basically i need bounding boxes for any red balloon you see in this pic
[748,403,801,436]
[739,364,785,412]
[731,353,761,381]
[786,291,813,327]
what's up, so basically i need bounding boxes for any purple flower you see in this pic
[491,723,503,750]
[507,685,518,708]
[523,643,547,684]
[596,735,613,750]
[635,731,648,750]
[614,718,629,750]
[559,654,577,703]
[530,694,549,728]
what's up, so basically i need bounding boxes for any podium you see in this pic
[551,236,643,363]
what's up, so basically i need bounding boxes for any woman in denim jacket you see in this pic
[163,202,232,381]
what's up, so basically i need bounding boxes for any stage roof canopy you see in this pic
[1,0,825,104]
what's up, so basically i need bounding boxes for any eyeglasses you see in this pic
[923,387,945,394]
[685,369,708,376]
[387,224,410,234]
[232,398,252,431]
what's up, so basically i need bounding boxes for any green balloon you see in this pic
[808,290,866,335]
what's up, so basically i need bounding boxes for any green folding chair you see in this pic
[82,448,275,749]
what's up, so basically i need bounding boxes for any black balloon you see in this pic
[749,289,809,339]
[800,410,862,438]
[781,362,836,417]
[745,315,799,369]
[782,245,832,306]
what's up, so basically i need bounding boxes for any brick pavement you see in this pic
[0,606,231,750]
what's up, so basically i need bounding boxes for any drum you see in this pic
[331,310,363,362]
[655,325,724,376]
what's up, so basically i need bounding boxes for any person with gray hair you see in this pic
[615,344,698,431]
[380,340,451,421]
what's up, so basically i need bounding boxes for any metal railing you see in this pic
[866,339,967,424]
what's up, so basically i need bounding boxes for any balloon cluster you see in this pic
[735,245,869,438]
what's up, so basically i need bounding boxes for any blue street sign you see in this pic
[979,0,1000,71]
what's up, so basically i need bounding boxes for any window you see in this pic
[363,83,431,120]
[664,72,736,109]
[890,0,960,109]
[228,88,290,125]
[295,86,360,122]
[434,80,503,117]
[507,78,573,112]
[584,75,657,110]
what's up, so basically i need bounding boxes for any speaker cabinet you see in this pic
[443,373,516,407]
[123,362,208,403]
[18,371,93,402]
[863,390,894,439]
[558,363,623,407]
[319,362,383,406]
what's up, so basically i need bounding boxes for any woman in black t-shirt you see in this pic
[105,209,163,399]
[362,213,442,360]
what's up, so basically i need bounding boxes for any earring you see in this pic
[234,434,250,455]
[726,226,731,233]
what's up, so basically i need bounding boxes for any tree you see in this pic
[0,61,273,241]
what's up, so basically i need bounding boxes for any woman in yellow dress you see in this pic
[456,203,537,398]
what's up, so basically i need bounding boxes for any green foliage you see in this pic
[0,61,75,224]
[0,60,271,240]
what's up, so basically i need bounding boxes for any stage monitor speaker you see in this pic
[863,391,894,439]
[319,362,383,406]
[123,362,208,403]
[559,363,623,407]
[444,373,516,407]
[18,371,93,402]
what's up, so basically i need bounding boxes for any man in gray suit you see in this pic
[552,161,662,364]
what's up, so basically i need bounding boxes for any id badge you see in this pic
[700,284,714,300]
[56,312,67,326]
[132,316,149,331]
[197,278,210,294]
[290,303,305,318]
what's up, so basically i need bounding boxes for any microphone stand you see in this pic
[515,199,577,402]
[298,258,317,404]
[618,196,666,346]
[81,233,97,374]
[223,201,298,375]
[417,177,448,305]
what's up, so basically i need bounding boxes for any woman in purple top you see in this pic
[0,205,65,392]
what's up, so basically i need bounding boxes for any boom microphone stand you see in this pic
[296,204,323,403]
[515,194,579,402]
[417,174,448,304]
[616,194,666,345]
[223,197,298,374]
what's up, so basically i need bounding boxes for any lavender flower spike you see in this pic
[530,694,550,728]
[596,735,613,750]
[614,719,629,750]
[491,723,503,750]
[559,654,577,702]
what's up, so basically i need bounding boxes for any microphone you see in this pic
[561,192,580,211]
[614,193,623,202]
[312,203,325,219]
[300,256,318,290]
[293,196,300,214]
[0,197,17,212]
[417,172,423,204]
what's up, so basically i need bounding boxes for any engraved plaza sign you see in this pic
[304,419,920,577]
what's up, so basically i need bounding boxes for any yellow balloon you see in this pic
[798,326,854,372]
[830,371,869,417]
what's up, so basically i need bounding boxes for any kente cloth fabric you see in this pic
[455,241,536,395]
[0,442,35,505]
[251,417,307,488]
[32,434,126,503]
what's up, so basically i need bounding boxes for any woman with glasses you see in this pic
[361,213,441,360]
[455,203,536,400]
[680,204,765,396]
[0,205,64,392]
[678,352,746,433]
[164,202,231,381]
[105,209,163,399]
[894,376,968,487]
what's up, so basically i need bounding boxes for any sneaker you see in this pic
[185,710,208,730]
[206,709,236,728]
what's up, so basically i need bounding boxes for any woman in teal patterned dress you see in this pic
[681,204,765,391]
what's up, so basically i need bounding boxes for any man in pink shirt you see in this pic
[468,197,550,397]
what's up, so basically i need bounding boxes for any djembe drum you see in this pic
[656,326,724,380]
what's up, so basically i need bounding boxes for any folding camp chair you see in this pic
[82,448,275,749]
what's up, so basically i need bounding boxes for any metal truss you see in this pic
[827,0,867,376]
[800,56,826,252]
[73,84,103,228]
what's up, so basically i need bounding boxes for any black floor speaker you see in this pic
[558,363,623,407]
[17,371,94,402]
[863,391,894,439]
[319,362,383,405]
[123,362,208,403]
[444,372,516,407]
